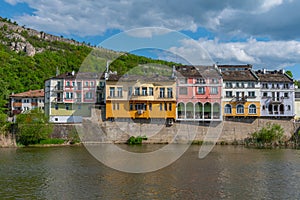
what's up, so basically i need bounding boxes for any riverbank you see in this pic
[2,118,300,147]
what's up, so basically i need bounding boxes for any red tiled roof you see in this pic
[10,89,44,98]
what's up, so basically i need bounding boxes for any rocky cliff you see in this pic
[0,17,85,56]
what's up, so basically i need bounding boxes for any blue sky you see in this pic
[1,0,300,79]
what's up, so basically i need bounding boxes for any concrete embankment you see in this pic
[51,118,299,144]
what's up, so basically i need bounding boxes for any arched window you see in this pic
[186,102,194,119]
[249,104,256,114]
[177,102,185,119]
[236,105,244,114]
[224,104,232,114]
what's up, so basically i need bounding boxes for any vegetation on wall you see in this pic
[250,123,284,144]
[16,109,53,146]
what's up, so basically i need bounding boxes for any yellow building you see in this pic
[105,74,176,122]
[221,69,261,118]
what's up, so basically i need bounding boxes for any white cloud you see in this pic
[5,0,299,40]
[125,27,172,38]
[168,38,300,70]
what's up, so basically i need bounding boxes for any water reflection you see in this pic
[1,146,300,199]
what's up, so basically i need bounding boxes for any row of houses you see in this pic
[9,64,300,124]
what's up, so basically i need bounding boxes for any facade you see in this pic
[105,74,176,123]
[44,72,103,123]
[176,65,222,121]
[221,68,261,118]
[256,70,294,118]
[9,89,44,115]
[295,88,300,121]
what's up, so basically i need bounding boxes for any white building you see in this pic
[9,89,44,115]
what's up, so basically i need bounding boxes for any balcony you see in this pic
[270,97,283,104]
[13,102,22,107]
[53,98,63,103]
[55,86,64,91]
[231,96,247,103]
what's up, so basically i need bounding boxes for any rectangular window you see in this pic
[85,81,89,87]
[226,82,233,88]
[142,87,147,96]
[66,92,73,99]
[210,87,218,94]
[167,88,173,98]
[149,87,154,96]
[149,103,152,111]
[116,103,119,110]
[130,103,133,111]
[77,82,82,90]
[263,92,268,97]
[85,92,93,99]
[169,103,172,111]
[248,82,255,88]
[55,104,58,110]
[117,87,123,97]
[91,81,94,87]
[135,87,140,96]
[211,79,219,84]
[109,87,115,97]
[225,91,233,97]
[128,87,132,97]
[113,103,115,110]
[179,87,187,95]
[160,103,163,111]
[248,91,255,98]
[197,87,205,94]
[179,78,187,84]
[160,88,165,98]
[262,83,268,89]
[284,83,289,89]
[143,104,147,111]
[72,81,75,87]
[66,81,70,87]
[284,92,289,98]
[195,78,205,84]
[66,104,69,110]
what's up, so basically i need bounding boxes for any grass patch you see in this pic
[39,138,65,145]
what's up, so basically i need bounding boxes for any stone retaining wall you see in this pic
[51,118,296,144]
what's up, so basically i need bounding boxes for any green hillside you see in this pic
[0,17,178,114]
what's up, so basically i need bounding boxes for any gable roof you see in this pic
[255,70,293,82]
[10,89,44,98]
[176,65,221,78]
[222,70,258,81]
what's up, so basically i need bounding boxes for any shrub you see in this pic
[127,136,147,145]
[251,123,284,144]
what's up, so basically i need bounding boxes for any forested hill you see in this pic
[0,17,178,113]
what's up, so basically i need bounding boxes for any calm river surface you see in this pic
[1,145,300,200]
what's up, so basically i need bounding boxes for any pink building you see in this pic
[175,65,222,121]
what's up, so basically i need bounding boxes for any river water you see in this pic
[1,145,300,200]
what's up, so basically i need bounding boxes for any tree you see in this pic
[286,70,293,78]
[16,109,53,146]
